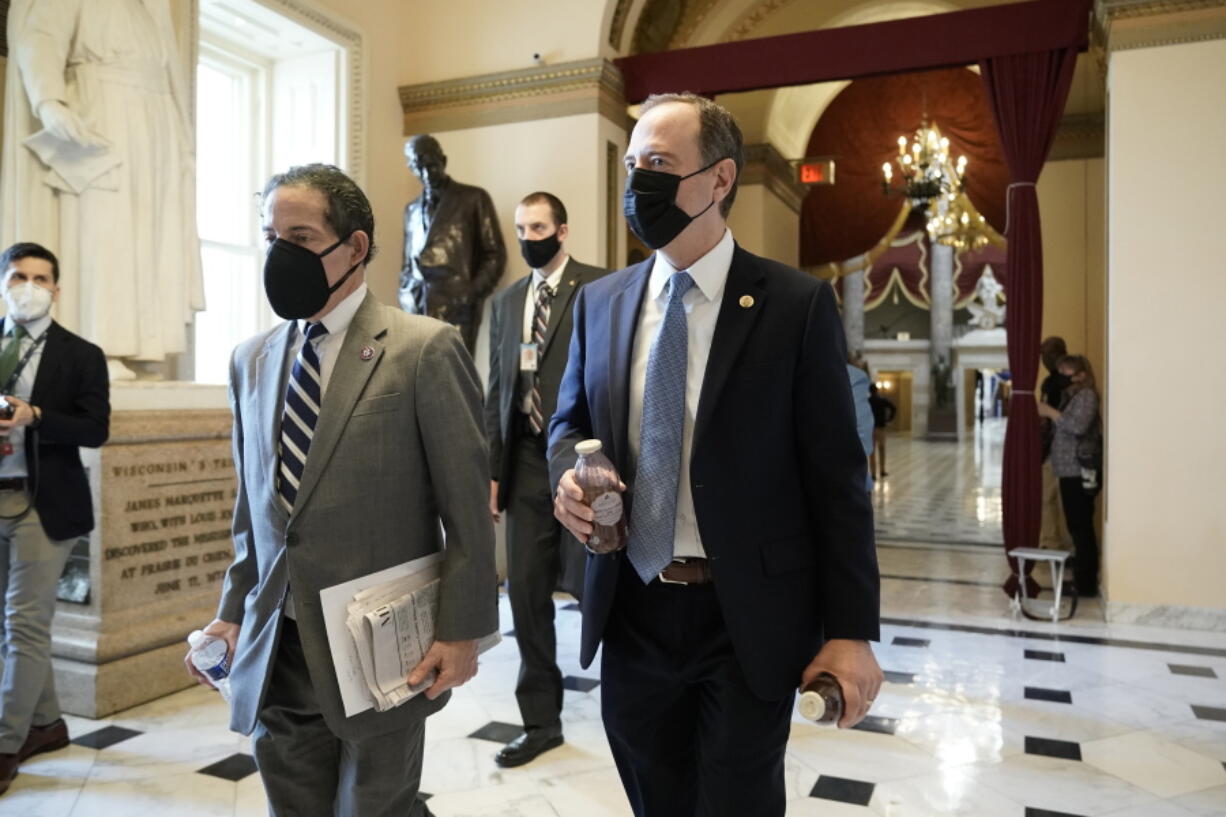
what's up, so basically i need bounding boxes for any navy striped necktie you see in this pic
[278,322,329,512]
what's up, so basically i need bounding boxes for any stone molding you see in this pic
[398,58,630,135]
[1050,112,1106,161]
[609,0,634,49]
[740,143,809,214]
[1096,0,1226,50]
[247,0,367,183]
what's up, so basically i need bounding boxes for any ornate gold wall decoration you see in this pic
[398,59,630,135]
[1096,0,1226,50]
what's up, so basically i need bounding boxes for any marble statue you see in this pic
[399,134,505,354]
[1,0,204,378]
[967,265,1006,330]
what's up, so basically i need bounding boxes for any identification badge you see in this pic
[0,443,12,457]
[519,343,539,373]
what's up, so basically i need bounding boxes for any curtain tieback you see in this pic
[1004,181,1038,235]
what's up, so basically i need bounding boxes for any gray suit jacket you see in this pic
[218,292,498,741]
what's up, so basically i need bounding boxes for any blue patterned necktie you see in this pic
[277,322,329,512]
[629,271,694,583]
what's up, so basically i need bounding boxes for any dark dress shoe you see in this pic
[494,728,563,768]
[18,719,69,761]
[0,753,17,795]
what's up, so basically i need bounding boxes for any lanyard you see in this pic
[2,330,48,396]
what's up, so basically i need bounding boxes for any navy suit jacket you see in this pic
[547,243,879,702]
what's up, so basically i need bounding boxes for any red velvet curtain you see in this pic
[979,48,1079,597]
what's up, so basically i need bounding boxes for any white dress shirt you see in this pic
[518,257,568,414]
[628,229,734,560]
[0,313,52,479]
[283,282,366,617]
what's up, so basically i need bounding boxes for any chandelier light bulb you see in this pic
[883,163,893,180]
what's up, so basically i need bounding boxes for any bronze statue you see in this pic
[399,135,506,352]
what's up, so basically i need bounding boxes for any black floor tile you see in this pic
[1024,649,1065,662]
[468,721,524,743]
[198,752,258,781]
[561,602,581,611]
[563,675,600,693]
[1025,809,1088,817]
[883,670,916,685]
[810,775,875,806]
[1024,687,1073,704]
[880,616,1226,659]
[1025,736,1082,761]
[852,715,898,736]
[72,725,143,750]
[1169,664,1217,679]
[1192,705,1226,723]
[891,636,930,648]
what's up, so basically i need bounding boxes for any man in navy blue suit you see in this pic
[548,94,882,816]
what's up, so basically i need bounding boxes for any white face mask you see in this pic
[4,281,54,322]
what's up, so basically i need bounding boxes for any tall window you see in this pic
[194,0,344,383]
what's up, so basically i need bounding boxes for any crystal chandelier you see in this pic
[881,120,966,212]
[926,193,993,252]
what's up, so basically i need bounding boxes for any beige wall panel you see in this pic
[397,0,608,86]
[1106,38,1226,616]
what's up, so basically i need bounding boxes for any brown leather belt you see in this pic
[658,558,711,585]
[0,477,27,492]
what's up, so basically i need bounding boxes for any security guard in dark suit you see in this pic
[484,192,605,767]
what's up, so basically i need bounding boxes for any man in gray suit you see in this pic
[186,164,496,816]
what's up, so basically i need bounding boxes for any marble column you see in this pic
[842,268,866,357]
[929,242,954,369]
[928,240,957,437]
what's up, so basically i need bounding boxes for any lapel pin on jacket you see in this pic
[739,295,755,309]
[360,345,375,361]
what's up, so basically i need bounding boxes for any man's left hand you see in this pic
[800,639,883,728]
[407,639,479,700]
[0,396,35,435]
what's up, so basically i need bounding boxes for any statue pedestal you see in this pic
[51,382,234,718]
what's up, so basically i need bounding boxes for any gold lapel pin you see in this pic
[569,279,577,286]
[359,345,375,361]
[739,295,755,309]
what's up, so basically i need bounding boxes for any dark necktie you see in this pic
[277,322,329,511]
[528,281,555,435]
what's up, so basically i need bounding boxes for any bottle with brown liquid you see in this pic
[573,439,627,554]
[797,672,844,725]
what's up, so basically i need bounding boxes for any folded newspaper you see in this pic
[344,568,500,712]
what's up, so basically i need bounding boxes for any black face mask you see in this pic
[623,159,721,250]
[519,231,561,270]
[263,236,361,320]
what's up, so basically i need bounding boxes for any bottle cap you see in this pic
[575,439,603,455]
[797,690,827,721]
[186,629,206,649]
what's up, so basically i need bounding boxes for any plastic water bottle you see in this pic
[797,672,844,725]
[187,630,232,702]
[573,439,627,554]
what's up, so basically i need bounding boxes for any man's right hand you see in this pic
[489,480,501,523]
[37,100,105,149]
[184,619,240,689]
[554,469,596,543]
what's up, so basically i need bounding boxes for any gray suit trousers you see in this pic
[253,620,432,817]
[0,496,78,754]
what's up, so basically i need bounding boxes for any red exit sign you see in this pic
[797,158,835,185]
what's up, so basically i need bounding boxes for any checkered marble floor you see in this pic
[873,419,1006,547]
[6,558,1225,817]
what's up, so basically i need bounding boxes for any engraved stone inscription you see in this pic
[99,441,237,614]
